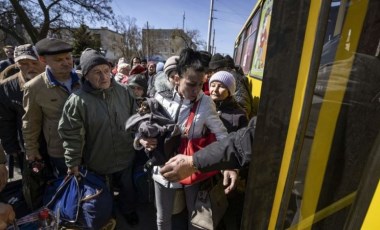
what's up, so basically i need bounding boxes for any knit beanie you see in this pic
[209,53,226,70]
[209,71,236,95]
[128,74,148,96]
[164,55,179,76]
[80,48,110,77]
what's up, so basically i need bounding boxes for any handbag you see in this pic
[191,178,228,230]
[178,99,219,185]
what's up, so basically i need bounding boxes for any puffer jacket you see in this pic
[0,72,26,154]
[152,89,228,188]
[58,79,137,175]
[155,90,227,140]
[22,69,80,158]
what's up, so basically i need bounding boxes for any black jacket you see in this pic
[215,97,248,133]
[193,117,255,172]
[0,72,25,153]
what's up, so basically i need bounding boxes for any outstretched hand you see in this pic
[160,154,197,182]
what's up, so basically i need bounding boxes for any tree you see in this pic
[114,16,142,60]
[171,29,206,51]
[72,24,101,57]
[186,29,207,50]
[0,0,116,44]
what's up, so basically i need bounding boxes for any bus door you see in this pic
[242,0,380,229]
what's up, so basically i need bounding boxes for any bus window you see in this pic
[241,13,261,75]
[235,31,245,66]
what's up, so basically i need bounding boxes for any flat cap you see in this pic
[14,44,39,62]
[35,38,73,56]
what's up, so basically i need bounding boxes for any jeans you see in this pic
[154,181,200,230]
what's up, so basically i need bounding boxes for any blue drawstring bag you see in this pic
[44,168,112,229]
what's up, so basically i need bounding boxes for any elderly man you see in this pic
[22,38,80,177]
[0,44,45,180]
[58,48,139,226]
[0,45,15,73]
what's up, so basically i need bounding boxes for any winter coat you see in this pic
[152,89,228,188]
[194,117,256,172]
[153,71,173,94]
[215,97,249,133]
[231,70,254,119]
[0,72,26,154]
[22,69,81,158]
[58,79,137,175]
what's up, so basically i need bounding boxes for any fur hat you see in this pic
[35,38,73,56]
[208,53,226,70]
[164,56,179,76]
[14,44,39,62]
[80,48,110,77]
[209,71,236,95]
[224,55,235,69]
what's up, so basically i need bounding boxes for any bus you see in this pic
[235,0,380,229]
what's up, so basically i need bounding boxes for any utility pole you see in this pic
[212,29,215,54]
[207,0,214,53]
[183,12,185,31]
[146,21,149,61]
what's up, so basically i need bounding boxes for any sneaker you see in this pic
[124,212,139,226]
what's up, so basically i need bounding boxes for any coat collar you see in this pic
[44,68,80,93]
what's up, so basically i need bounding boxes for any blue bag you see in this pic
[44,168,113,229]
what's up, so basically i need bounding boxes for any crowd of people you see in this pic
[0,39,255,229]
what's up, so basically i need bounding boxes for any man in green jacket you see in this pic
[58,48,139,226]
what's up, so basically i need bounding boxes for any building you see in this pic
[89,27,124,62]
[142,29,195,61]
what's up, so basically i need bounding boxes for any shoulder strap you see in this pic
[183,100,199,136]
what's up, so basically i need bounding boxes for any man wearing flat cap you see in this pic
[0,44,45,184]
[22,38,80,177]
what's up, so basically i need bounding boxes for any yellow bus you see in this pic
[235,0,380,229]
